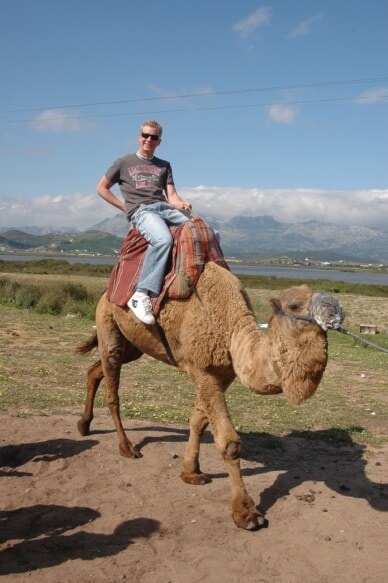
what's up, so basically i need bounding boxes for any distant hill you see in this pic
[0,229,122,256]
[0,230,60,250]
[92,213,388,263]
[1,214,387,263]
[0,225,79,235]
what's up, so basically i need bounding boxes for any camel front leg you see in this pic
[223,437,264,530]
[189,370,264,530]
[181,399,211,485]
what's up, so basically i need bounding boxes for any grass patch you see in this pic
[237,274,388,298]
[0,274,387,449]
[0,258,112,278]
[0,274,106,319]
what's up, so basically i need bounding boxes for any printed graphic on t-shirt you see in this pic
[127,165,163,189]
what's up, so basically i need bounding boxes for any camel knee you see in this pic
[105,350,123,370]
[105,393,119,409]
[223,439,241,461]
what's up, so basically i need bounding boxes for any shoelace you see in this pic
[139,296,153,314]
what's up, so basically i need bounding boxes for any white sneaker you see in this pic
[127,291,155,325]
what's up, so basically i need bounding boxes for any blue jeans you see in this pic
[131,201,190,296]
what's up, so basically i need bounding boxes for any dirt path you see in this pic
[1,413,387,583]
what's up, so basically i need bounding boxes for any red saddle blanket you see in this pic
[106,216,229,314]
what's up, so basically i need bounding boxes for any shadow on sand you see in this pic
[0,437,99,477]
[0,504,160,575]
[0,433,160,575]
[127,424,388,513]
[240,427,388,514]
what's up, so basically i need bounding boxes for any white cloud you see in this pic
[183,186,388,230]
[0,192,117,230]
[232,6,272,38]
[0,187,387,231]
[288,12,324,38]
[357,87,388,104]
[29,109,93,132]
[267,103,297,124]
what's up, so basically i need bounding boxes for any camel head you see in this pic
[267,285,344,404]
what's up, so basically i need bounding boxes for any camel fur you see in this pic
[76,262,329,530]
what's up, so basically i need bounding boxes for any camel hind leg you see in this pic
[78,329,143,458]
[102,338,143,458]
[77,358,104,436]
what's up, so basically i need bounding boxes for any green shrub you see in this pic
[0,276,99,319]
[62,282,89,301]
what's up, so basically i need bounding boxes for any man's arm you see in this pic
[97,175,126,212]
[166,183,192,213]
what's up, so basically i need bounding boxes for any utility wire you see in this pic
[6,93,388,125]
[1,75,388,115]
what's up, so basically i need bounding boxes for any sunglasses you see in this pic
[141,132,160,141]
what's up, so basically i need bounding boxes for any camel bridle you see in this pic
[278,291,388,354]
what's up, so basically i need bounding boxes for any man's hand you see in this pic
[166,184,192,213]
[181,202,192,213]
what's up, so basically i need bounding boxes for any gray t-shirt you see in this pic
[105,153,175,220]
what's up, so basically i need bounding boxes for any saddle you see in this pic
[106,216,229,315]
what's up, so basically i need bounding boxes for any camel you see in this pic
[76,261,341,530]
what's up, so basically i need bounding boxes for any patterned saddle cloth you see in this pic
[106,215,229,315]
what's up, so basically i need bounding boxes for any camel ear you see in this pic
[270,298,282,313]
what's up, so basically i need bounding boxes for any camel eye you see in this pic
[288,302,301,311]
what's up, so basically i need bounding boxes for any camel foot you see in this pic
[232,495,266,530]
[233,508,266,531]
[119,443,142,459]
[180,471,211,485]
[77,418,91,436]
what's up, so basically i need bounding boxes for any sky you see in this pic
[0,0,387,232]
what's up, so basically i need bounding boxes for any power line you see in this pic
[1,75,388,115]
[6,93,388,125]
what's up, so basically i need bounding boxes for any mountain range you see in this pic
[92,213,388,263]
[1,214,387,263]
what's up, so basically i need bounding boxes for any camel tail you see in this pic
[75,330,98,355]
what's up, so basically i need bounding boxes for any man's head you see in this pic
[138,120,162,158]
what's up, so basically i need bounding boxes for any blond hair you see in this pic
[141,120,163,136]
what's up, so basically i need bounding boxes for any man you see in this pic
[97,120,192,325]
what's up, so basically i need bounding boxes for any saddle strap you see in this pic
[156,323,177,366]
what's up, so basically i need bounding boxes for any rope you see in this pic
[335,325,388,354]
[312,292,388,354]
[277,291,388,354]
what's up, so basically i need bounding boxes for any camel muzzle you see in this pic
[276,291,344,331]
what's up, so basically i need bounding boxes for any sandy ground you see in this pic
[0,413,387,583]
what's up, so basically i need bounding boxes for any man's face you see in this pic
[138,125,161,156]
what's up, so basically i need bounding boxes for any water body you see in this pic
[1,254,387,286]
[230,264,388,286]
[0,254,114,266]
